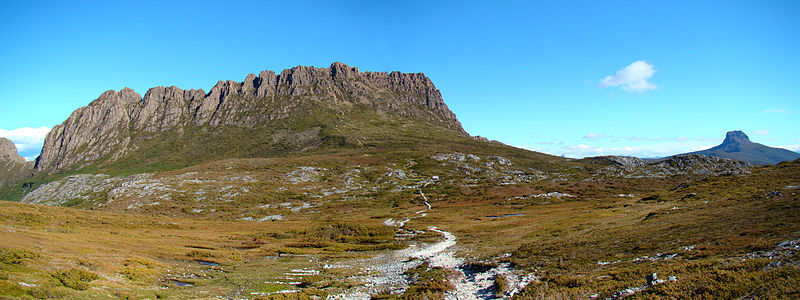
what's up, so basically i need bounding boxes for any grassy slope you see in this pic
[0,160,33,202]
[0,199,407,299]
[2,154,798,298]
[0,126,572,299]
[508,161,800,299]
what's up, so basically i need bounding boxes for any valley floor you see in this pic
[2,152,799,299]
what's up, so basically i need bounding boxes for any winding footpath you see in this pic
[329,188,535,299]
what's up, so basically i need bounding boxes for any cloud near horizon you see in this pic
[580,132,717,143]
[0,126,51,161]
[522,142,714,159]
[779,145,800,152]
[522,132,726,158]
[599,60,658,92]
[753,130,769,136]
[582,132,607,139]
[522,134,800,158]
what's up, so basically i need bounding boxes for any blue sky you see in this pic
[1,1,798,160]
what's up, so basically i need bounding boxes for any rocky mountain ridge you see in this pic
[34,62,465,173]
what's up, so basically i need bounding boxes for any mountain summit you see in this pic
[724,130,749,141]
[33,63,467,173]
[682,130,800,165]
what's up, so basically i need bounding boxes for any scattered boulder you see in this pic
[646,273,657,286]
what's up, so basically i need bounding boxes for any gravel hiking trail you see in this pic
[329,188,534,299]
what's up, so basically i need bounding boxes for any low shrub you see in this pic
[52,268,99,290]
[0,248,39,265]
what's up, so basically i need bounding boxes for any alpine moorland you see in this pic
[0,63,798,299]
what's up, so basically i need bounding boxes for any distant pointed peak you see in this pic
[724,130,750,144]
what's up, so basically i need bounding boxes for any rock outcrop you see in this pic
[597,155,648,169]
[0,138,25,164]
[0,137,32,194]
[592,154,751,178]
[35,62,466,173]
[649,154,751,176]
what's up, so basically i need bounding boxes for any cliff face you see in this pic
[0,138,32,195]
[35,62,466,173]
[0,138,25,164]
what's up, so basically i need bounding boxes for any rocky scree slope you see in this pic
[20,152,541,217]
[34,62,465,174]
[683,130,800,165]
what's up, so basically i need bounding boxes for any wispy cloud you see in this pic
[753,130,769,136]
[580,133,717,143]
[582,132,606,139]
[0,126,51,160]
[552,142,714,159]
[521,133,720,158]
[764,109,787,114]
[599,60,658,92]
[776,145,800,152]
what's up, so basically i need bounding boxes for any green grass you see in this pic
[510,160,800,298]
[52,268,99,290]
[0,248,39,265]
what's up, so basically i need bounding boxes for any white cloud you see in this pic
[777,145,800,152]
[599,60,658,92]
[580,133,716,143]
[0,126,51,160]
[519,141,715,159]
[753,130,769,136]
[582,132,607,139]
[764,109,787,114]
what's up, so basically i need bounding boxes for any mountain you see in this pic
[33,62,467,174]
[681,130,800,165]
[0,137,32,195]
[0,137,25,164]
